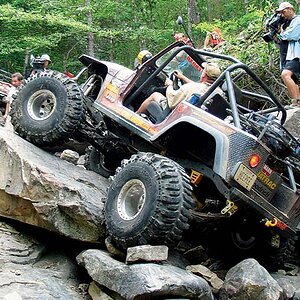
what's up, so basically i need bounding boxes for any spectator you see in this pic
[277,2,300,106]
[40,54,51,70]
[203,28,225,50]
[30,54,52,76]
[136,62,222,114]
[173,32,193,46]
[3,72,23,124]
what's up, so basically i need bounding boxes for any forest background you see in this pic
[0,0,298,101]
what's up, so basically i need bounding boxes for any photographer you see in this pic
[30,54,52,76]
[277,2,300,106]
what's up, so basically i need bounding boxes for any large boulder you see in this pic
[0,125,108,243]
[0,220,90,299]
[272,273,300,299]
[77,249,214,299]
[284,107,300,138]
[221,258,283,300]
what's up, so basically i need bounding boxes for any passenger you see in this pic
[136,62,222,114]
[2,72,24,124]
[40,54,52,70]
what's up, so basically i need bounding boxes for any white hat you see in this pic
[276,2,294,12]
[41,54,51,62]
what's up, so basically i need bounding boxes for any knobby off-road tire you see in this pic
[267,235,297,271]
[11,72,83,146]
[85,146,116,178]
[105,152,195,249]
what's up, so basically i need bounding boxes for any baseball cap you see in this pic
[276,2,293,12]
[202,62,221,80]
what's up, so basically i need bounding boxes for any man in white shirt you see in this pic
[277,2,300,105]
[3,73,23,124]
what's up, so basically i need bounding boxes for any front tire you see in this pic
[105,152,195,249]
[11,72,83,146]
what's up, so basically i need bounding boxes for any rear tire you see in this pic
[11,71,83,146]
[105,152,195,249]
[85,146,116,178]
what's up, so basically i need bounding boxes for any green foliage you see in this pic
[0,0,294,104]
[194,5,288,101]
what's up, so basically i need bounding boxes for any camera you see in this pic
[263,13,286,43]
[32,57,46,71]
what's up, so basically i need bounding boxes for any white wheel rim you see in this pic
[27,89,57,120]
[117,179,146,220]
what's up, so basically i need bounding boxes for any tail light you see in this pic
[249,154,261,168]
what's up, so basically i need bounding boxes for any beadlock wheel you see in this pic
[117,179,146,221]
[27,89,57,120]
[11,72,83,146]
[105,152,195,249]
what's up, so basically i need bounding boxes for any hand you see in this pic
[174,70,183,80]
[279,25,284,34]
[2,114,7,123]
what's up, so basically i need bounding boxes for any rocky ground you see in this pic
[1,217,300,300]
[1,114,300,299]
[0,218,92,299]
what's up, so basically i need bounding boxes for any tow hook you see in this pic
[262,217,288,230]
[221,200,238,216]
[264,218,278,227]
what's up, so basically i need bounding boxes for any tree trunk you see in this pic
[85,0,94,57]
[23,50,30,76]
[146,0,154,29]
[207,0,212,23]
[187,0,200,26]
[187,0,200,40]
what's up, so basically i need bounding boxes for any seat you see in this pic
[202,93,230,119]
[145,101,172,124]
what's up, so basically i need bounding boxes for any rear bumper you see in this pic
[231,187,297,236]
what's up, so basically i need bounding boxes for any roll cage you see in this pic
[123,42,286,126]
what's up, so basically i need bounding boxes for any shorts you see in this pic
[284,58,300,83]
[159,98,168,110]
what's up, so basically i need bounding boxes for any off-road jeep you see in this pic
[11,41,300,267]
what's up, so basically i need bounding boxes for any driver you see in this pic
[136,62,222,114]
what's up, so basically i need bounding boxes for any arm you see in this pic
[174,70,192,84]
[3,101,10,123]
[3,87,16,123]
[280,16,300,41]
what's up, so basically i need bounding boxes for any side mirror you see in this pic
[176,16,183,25]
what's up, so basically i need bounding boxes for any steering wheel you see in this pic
[169,71,184,90]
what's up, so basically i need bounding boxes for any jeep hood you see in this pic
[79,54,135,80]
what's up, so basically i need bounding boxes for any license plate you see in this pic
[234,164,257,191]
